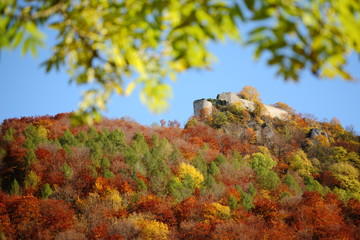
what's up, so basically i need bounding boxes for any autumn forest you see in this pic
[1,89,360,240]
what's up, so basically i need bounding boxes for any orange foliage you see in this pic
[132,195,176,226]
[227,187,241,201]
[291,191,353,239]
[189,136,205,148]
[180,145,198,160]
[40,199,75,233]
[92,223,109,239]
[35,148,51,160]
[0,202,14,237]
[183,125,219,150]
[6,195,41,239]
[245,128,257,144]
[118,181,134,196]
[175,196,201,222]
[180,220,214,240]
[253,197,280,225]
[1,112,359,239]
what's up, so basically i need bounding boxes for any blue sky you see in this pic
[1,36,359,133]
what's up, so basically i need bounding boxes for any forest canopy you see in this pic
[1,89,359,238]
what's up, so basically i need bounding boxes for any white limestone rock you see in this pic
[194,92,289,120]
[263,105,288,120]
[217,92,255,111]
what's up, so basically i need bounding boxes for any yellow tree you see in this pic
[237,86,261,102]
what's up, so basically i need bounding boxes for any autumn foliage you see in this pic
[1,88,359,239]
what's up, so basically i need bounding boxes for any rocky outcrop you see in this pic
[193,92,289,120]
[309,128,328,139]
[193,99,213,116]
[263,105,288,120]
[217,92,255,111]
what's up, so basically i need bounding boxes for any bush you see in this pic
[211,111,228,129]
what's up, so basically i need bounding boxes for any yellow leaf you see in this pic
[125,82,136,96]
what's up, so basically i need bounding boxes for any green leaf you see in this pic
[244,0,255,10]
[267,55,284,65]
[25,22,45,41]
[12,30,24,48]
[232,3,245,21]
[249,26,267,35]
[21,38,31,55]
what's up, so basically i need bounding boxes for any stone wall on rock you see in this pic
[193,99,213,116]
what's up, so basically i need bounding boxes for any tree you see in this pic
[329,162,360,192]
[237,86,261,102]
[177,162,204,189]
[2,0,359,123]
[135,219,169,240]
[288,150,316,178]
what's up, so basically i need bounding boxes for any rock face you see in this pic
[263,105,288,120]
[309,128,328,139]
[217,92,255,111]
[193,99,213,116]
[193,92,289,120]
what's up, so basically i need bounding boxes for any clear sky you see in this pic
[1,33,359,133]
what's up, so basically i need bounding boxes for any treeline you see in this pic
[0,106,359,239]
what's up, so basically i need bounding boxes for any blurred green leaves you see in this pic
[245,0,360,81]
[1,0,359,124]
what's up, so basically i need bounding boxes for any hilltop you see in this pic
[0,87,359,239]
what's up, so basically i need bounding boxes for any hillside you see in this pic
[1,89,360,239]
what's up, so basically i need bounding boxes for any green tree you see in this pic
[25,149,37,166]
[106,129,127,154]
[41,183,53,199]
[0,148,5,160]
[24,170,39,189]
[4,1,358,123]
[211,111,228,129]
[10,179,21,195]
[132,132,149,158]
[2,127,15,142]
[100,157,115,178]
[304,176,329,195]
[76,130,88,144]
[288,150,316,178]
[329,162,360,192]
[230,151,243,169]
[86,138,102,159]
[136,177,148,192]
[209,161,221,178]
[168,176,186,201]
[60,162,73,180]
[236,186,255,211]
[23,125,47,149]
[250,152,277,172]
[59,129,78,147]
[87,127,99,138]
[214,154,227,166]
[227,194,238,210]
[192,152,207,175]
[250,152,279,190]
[284,173,302,193]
